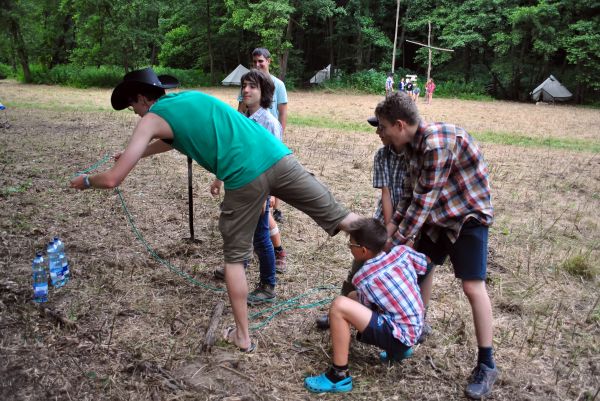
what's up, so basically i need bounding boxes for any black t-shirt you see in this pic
[406,82,414,91]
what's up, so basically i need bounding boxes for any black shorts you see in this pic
[416,219,489,281]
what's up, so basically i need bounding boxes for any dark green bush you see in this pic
[47,65,122,87]
[322,70,388,94]
[0,63,13,79]
[13,64,213,88]
[434,80,491,100]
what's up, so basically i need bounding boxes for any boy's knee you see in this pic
[330,295,351,314]
[462,279,487,298]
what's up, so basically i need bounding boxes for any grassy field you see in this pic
[0,80,598,401]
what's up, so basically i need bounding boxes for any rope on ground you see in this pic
[74,155,336,329]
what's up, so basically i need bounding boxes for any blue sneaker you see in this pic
[304,373,353,393]
[380,346,414,362]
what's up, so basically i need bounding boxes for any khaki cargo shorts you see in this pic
[219,155,349,263]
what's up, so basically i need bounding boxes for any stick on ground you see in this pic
[202,300,225,352]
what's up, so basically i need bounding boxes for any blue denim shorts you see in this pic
[357,311,410,356]
[416,219,489,280]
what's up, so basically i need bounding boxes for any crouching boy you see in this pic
[304,218,427,393]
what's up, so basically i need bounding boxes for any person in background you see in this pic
[405,79,414,98]
[426,78,436,105]
[211,69,285,304]
[412,83,421,102]
[237,47,288,262]
[385,72,395,97]
[397,77,405,93]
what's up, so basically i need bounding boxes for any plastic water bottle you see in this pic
[47,241,65,288]
[32,252,48,303]
[53,236,70,284]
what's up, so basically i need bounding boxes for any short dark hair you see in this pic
[252,48,271,59]
[375,91,420,126]
[126,82,166,104]
[347,218,387,254]
[240,69,275,109]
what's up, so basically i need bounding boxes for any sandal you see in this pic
[223,326,257,353]
[380,346,414,362]
[304,373,353,393]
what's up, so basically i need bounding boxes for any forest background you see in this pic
[1,0,599,104]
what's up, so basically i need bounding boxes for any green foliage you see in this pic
[15,64,210,88]
[0,64,13,79]
[154,67,213,88]
[322,70,387,94]
[46,65,122,87]
[224,0,295,61]
[562,19,600,91]
[434,80,490,100]
[560,254,597,279]
[159,25,195,68]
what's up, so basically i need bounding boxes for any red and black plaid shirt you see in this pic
[392,121,493,245]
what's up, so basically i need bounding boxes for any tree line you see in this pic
[1,0,598,103]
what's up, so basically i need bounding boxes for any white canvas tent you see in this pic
[222,64,250,86]
[530,75,573,102]
[309,64,331,84]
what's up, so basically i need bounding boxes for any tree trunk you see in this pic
[356,29,363,70]
[464,48,471,82]
[279,18,293,81]
[206,0,215,84]
[8,18,31,82]
[398,5,409,69]
[328,17,335,69]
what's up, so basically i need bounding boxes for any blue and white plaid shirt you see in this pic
[248,107,282,141]
[373,145,408,223]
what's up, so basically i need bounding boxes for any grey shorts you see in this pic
[219,155,349,263]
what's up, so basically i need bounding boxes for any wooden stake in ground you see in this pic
[391,0,401,73]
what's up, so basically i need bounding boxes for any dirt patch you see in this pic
[0,81,598,400]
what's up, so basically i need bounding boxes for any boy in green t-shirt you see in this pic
[70,67,361,354]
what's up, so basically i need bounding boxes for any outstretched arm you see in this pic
[70,113,173,190]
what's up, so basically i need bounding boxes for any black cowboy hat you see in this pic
[111,67,180,110]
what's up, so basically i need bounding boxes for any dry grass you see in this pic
[0,80,599,401]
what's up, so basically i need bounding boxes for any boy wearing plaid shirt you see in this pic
[304,218,427,393]
[369,91,498,399]
[372,142,407,225]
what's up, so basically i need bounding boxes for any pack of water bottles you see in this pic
[31,236,71,303]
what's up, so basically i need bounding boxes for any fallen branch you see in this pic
[202,300,224,352]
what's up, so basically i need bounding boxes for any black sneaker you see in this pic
[417,322,432,344]
[316,314,330,330]
[273,208,284,223]
[213,267,225,281]
[247,283,276,305]
[465,363,499,399]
